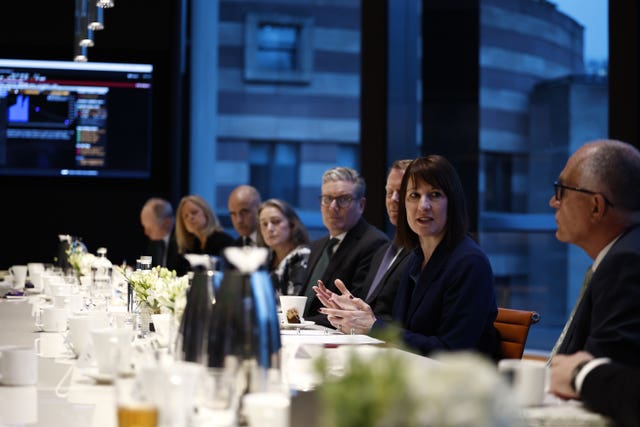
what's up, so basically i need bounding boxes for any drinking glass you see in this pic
[116,376,158,427]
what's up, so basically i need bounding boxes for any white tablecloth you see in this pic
[0,296,613,427]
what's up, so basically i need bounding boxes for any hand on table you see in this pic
[548,351,594,400]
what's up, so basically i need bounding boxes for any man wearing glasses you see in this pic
[547,140,640,421]
[300,166,388,326]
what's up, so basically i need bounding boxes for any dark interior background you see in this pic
[0,1,185,267]
[0,0,638,269]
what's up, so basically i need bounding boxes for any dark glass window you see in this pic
[245,13,313,84]
[484,152,512,212]
[256,24,298,71]
[249,141,299,204]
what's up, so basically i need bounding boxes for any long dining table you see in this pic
[0,294,612,427]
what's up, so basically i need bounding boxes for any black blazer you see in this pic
[558,225,640,366]
[360,242,412,322]
[374,236,500,359]
[145,232,180,272]
[301,217,388,325]
[581,362,640,427]
[176,230,234,275]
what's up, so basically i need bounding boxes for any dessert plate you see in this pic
[281,320,315,329]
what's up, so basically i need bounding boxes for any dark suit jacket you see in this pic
[581,362,640,427]
[374,236,500,359]
[557,225,640,366]
[145,232,180,272]
[301,217,388,324]
[176,230,234,275]
[360,242,412,322]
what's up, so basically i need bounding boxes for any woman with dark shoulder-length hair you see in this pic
[258,198,311,295]
[175,194,234,274]
[316,155,500,359]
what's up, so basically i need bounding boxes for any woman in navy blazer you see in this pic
[317,155,500,359]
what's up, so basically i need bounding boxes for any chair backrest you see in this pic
[494,307,540,359]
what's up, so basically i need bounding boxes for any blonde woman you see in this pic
[175,194,233,273]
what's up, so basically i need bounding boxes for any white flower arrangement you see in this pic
[316,341,524,427]
[67,248,96,277]
[121,266,188,318]
[409,352,525,427]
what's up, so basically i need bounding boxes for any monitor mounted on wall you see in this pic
[0,59,153,179]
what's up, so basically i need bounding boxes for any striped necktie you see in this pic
[548,265,593,362]
[366,245,400,301]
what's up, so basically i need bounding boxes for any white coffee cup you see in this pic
[0,346,38,386]
[49,283,74,297]
[67,314,98,357]
[8,265,28,290]
[242,392,290,427]
[81,310,110,329]
[41,273,65,296]
[279,296,308,324]
[35,333,70,358]
[151,313,172,347]
[36,306,69,332]
[498,359,547,406]
[27,263,45,292]
[27,262,44,276]
[91,328,135,376]
[111,311,135,330]
[0,386,37,424]
[54,293,83,312]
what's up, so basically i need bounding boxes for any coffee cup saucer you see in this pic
[77,366,134,385]
[281,320,315,329]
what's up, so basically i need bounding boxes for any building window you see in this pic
[245,13,313,84]
[249,141,299,205]
[484,152,512,212]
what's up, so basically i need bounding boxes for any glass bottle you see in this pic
[175,255,215,364]
[91,247,113,310]
[207,247,281,393]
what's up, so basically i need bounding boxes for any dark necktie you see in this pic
[548,265,593,361]
[366,245,400,301]
[243,236,253,247]
[304,238,339,297]
[159,240,167,267]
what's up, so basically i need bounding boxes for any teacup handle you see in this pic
[34,310,44,331]
[55,365,73,398]
[34,338,41,356]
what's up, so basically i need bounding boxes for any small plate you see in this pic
[78,367,134,384]
[281,320,315,329]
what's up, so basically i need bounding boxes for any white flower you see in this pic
[67,249,96,277]
[316,348,524,427]
[120,266,189,317]
[409,352,525,427]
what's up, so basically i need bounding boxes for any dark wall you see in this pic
[0,1,184,267]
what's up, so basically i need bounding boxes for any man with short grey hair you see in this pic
[140,197,179,270]
[548,139,640,426]
[300,166,388,326]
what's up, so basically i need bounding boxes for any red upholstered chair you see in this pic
[494,308,540,359]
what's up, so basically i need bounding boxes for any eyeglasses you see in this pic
[553,181,614,207]
[319,195,355,208]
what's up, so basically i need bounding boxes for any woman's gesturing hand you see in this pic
[315,278,376,334]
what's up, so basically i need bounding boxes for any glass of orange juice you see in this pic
[116,376,158,427]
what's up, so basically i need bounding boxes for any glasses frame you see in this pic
[319,194,355,209]
[553,181,614,207]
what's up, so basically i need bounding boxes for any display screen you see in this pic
[0,59,153,178]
